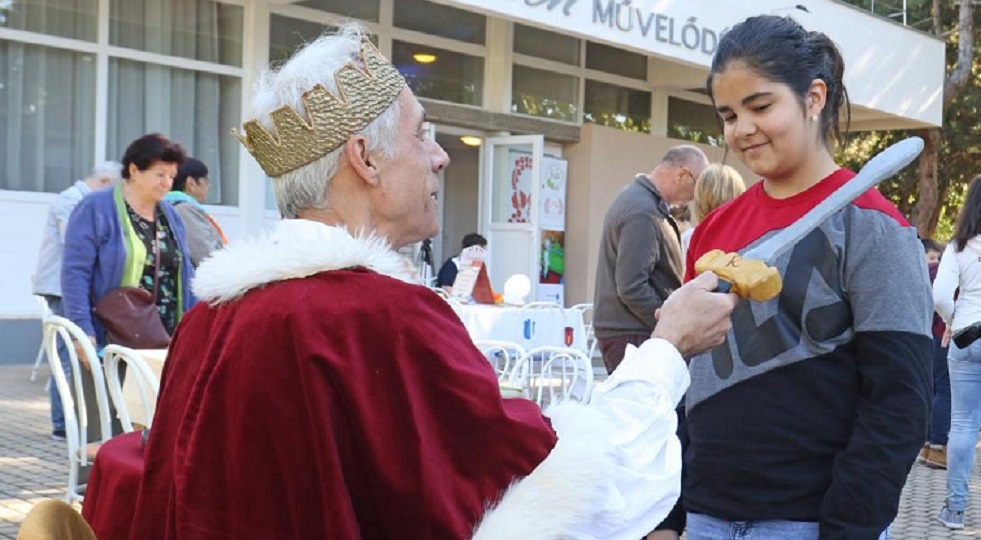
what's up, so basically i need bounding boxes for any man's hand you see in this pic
[72,335,97,371]
[652,272,738,358]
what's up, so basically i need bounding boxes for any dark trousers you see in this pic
[930,335,951,445]
[598,333,688,534]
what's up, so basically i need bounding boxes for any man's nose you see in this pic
[433,141,450,171]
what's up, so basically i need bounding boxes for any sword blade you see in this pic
[742,137,924,263]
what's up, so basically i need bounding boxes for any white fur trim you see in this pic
[472,401,618,540]
[192,220,416,305]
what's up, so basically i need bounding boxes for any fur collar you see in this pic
[192,220,416,305]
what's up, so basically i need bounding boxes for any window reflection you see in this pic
[584,80,651,133]
[392,41,483,106]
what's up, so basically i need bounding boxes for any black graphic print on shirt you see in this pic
[126,204,181,335]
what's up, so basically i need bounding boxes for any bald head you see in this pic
[650,145,709,206]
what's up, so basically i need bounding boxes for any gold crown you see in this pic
[233,39,406,178]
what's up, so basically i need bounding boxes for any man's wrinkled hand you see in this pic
[652,272,738,359]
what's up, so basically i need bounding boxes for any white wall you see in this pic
[0,193,54,318]
[0,191,247,318]
[439,0,945,128]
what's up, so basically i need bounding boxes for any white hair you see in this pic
[89,161,123,182]
[250,23,401,218]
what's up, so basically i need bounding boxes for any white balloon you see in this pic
[503,274,532,305]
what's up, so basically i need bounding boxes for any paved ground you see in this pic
[1,363,980,539]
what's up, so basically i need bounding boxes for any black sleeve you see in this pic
[436,259,458,288]
[818,330,932,539]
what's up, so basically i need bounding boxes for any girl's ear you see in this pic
[807,78,828,120]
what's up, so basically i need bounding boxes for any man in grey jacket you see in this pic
[593,145,708,539]
[165,158,226,267]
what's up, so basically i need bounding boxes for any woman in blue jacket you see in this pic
[62,133,196,352]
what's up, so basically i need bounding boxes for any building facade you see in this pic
[0,0,944,360]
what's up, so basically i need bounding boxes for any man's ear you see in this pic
[344,135,379,186]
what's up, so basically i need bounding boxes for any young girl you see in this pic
[684,15,932,539]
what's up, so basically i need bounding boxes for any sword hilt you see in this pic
[715,279,734,295]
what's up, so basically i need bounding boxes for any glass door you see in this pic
[480,135,544,298]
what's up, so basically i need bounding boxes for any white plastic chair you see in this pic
[508,346,594,408]
[568,303,597,360]
[519,301,564,311]
[473,340,528,382]
[103,345,161,432]
[44,316,113,504]
[30,295,54,383]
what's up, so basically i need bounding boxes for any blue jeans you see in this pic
[687,513,818,539]
[930,335,951,445]
[687,513,891,539]
[43,295,72,433]
[945,339,981,511]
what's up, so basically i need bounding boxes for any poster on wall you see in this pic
[539,157,567,231]
[537,230,565,305]
[506,150,534,223]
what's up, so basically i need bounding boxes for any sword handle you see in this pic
[715,279,733,295]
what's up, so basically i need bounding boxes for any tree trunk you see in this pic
[913,0,973,238]
[913,128,940,237]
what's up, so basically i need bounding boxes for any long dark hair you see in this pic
[953,176,981,252]
[707,15,851,148]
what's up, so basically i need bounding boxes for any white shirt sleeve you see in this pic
[574,338,688,539]
[472,339,689,540]
[934,243,959,326]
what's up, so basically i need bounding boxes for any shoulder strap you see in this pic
[152,220,161,301]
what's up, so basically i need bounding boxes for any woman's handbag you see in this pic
[953,321,981,350]
[93,226,170,349]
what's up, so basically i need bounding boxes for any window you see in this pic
[511,65,578,122]
[668,97,723,146]
[394,0,485,45]
[269,15,336,67]
[0,0,97,41]
[108,58,241,205]
[584,80,651,133]
[586,41,647,80]
[392,40,483,106]
[110,0,243,67]
[0,42,96,193]
[513,24,579,66]
[295,0,380,21]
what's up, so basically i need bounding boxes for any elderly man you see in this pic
[130,25,736,539]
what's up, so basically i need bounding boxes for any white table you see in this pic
[455,304,588,353]
[121,349,167,428]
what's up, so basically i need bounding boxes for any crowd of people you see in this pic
[27,11,981,540]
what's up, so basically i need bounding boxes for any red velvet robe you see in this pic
[129,268,557,539]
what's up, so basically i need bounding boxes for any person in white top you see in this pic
[32,162,122,441]
[933,176,981,530]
